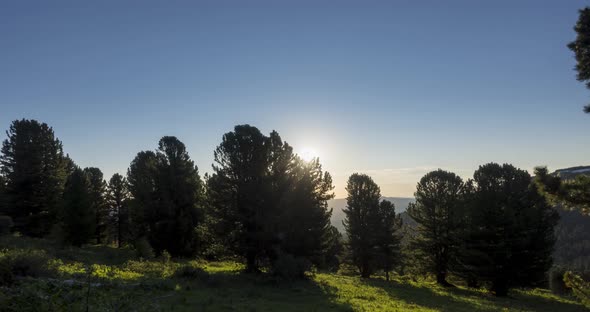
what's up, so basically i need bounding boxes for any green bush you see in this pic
[134,237,155,259]
[549,267,569,295]
[564,271,590,308]
[0,216,13,235]
[271,253,311,281]
[0,249,55,286]
[174,264,208,280]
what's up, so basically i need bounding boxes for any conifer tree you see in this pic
[62,167,94,246]
[84,167,107,244]
[407,169,465,286]
[343,173,382,278]
[127,151,158,242]
[208,125,278,272]
[107,173,130,248]
[127,137,203,256]
[458,163,558,296]
[375,199,401,281]
[0,119,67,236]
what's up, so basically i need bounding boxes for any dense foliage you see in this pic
[0,119,67,236]
[0,119,565,298]
[568,7,590,113]
[343,173,401,278]
[407,169,465,286]
[457,163,559,296]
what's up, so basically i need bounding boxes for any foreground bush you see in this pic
[564,271,590,308]
[0,249,55,285]
[271,253,312,281]
[549,267,570,295]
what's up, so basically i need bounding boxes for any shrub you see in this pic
[270,253,311,281]
[0,249,55,285]
[161,250,171,264]
[549,267,569,295]
[564,271,590,308]
[173,264,208,280]
[134,237,154,259]
[0,216,13,235]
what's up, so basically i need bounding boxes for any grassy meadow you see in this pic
[0,235,586,312]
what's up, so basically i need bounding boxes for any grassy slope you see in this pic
[0,235,586,312]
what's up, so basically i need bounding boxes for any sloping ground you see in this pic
[0,235,586,312]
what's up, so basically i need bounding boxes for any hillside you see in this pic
[329,197,414,233]
[0,235,585,312]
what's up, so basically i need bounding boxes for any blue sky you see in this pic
[1,0,589,197]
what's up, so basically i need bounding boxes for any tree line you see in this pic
[0,119,559,296]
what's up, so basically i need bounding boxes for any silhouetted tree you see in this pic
[83,167,107,244]
[375,199,401,281]
[457,163,558,296]
[62,167,94,246]
[407,169,465,286]
[209,126,338,273]
[127,137,203,256]
[0,119,67,236]
[127,151,158,242]
[0,175,6,216]
[208,125,277,272]
[534,167,590,214]
[107,173,130,248]
[152,136,204,257]
[343,173,382,278]
[321,225,344,272]
[279,157,336,267]
[568,7,590,113]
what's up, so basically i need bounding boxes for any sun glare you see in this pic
[299,147,318,162]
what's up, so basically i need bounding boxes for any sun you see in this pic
[299,147,318,162]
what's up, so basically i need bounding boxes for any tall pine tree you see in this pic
[208,125,277,272]
[407,169,465,286]
[62,167,94,247]
[458,163,558,296]
[0,119,67,236]
[343,173,382,278]
[107,173,130,248]
[83,167,107,244]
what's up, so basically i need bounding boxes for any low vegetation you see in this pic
[0,235,586,312]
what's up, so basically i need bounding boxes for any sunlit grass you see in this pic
[0,234,587,312]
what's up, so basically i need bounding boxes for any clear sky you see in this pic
[1,0,589,198]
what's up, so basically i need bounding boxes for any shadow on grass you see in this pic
[362,278,493,312]
[363,278,588,312]
[169,270,354,311]
[510,289,587,312]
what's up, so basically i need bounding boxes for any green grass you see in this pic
[0,235,587,312]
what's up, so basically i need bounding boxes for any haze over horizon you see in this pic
[2,0,590,198]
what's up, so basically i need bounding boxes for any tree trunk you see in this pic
[492,278,509,296]
[117,205,122,248]
[245,251,258,273]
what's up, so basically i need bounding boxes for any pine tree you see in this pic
[62,167,94,247]
[407,169,465,286]
[279,157,335,266]
[83,167,107,244]
[0,119,67,236]
[127,137,203,257]
[375,199,401,281]
[568,7,590,113]
[152,136,204,257]
[127,151,158,242]
[343,173,382,278]
[208,125,277,272]
[458,163,559,296]
[107,173,130,248]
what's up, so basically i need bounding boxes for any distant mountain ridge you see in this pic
[328,197,414,234]
[554,165,590,179]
